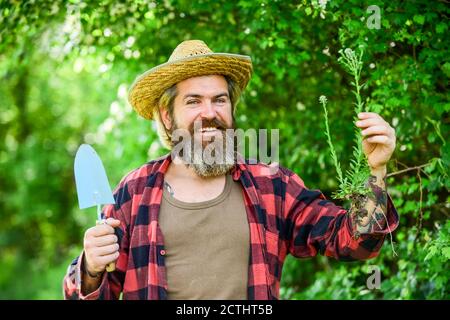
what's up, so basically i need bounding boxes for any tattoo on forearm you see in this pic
[350,174,388,238]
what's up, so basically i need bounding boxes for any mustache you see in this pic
[188,118,231,134]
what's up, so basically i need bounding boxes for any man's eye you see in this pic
[187,100,199,105]
[216,98,226,104]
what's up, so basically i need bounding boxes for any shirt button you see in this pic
[160,249,166,256]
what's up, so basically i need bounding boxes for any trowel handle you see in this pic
[96,219,116,272]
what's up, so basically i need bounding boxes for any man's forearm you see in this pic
[350,166,388,238]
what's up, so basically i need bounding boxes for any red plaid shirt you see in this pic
[63,154,399,300]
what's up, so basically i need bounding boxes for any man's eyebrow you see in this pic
[183,94,203,100]
[182,92,229,100]
[213,92,229,99]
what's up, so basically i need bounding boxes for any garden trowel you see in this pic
[74,144,116,272]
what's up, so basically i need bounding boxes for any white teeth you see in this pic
[200,127,217,132]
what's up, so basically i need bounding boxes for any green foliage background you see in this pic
[0,0,448,299]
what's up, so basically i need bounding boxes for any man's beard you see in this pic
[169,117,237,178]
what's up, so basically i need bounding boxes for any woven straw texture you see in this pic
[128,40,253,120]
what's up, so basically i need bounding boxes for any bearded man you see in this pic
[63,40,399,300]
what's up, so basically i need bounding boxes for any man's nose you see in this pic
[199,100,217,119]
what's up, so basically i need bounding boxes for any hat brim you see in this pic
[128,53,253,120]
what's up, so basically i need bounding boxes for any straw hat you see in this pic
[128,40,253,120]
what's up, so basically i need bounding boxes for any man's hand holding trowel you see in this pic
[74,144,120,294]
[81,218,120,292]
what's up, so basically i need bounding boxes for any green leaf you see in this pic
[441,247,450,260]
[425,246,438,261]
[413,15,425,25]
[436,22,448,34]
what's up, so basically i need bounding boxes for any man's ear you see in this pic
[159,107,172,131]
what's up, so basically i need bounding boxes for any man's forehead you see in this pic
[176,75,228,94]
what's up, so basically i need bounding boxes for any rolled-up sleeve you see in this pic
[283,170,399,261]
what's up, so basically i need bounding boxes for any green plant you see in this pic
[319,47,371,201]
[321,48,399,257]
[320,95,345,194]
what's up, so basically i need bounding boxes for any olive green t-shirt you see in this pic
[159,174,250,299]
